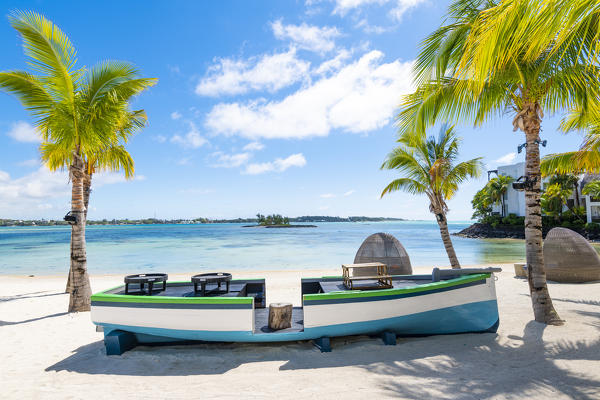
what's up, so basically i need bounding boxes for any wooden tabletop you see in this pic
[342,262,386,268]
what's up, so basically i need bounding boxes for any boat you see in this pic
[91,267,501,355]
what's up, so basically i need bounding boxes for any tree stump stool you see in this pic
[268,303,292,330]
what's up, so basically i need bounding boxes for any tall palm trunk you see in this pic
[66,172,92,294]
[67,152,92,312]
[435,211,461,269]
[522,103,562,325]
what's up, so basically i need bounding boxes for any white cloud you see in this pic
[243,153,306,175]
[320,193,336,198]
[196,49,310,97]
[6,121,41,143]
[315,49,352,75]
[271,20,341,53]
[242,142,265,152]
[206,51,413,139]
[171,111,182,120]
[322,0,425,22]
[171,122,208,148]
[495,152,517,165]
[93,172,146,187]
[177,157,192,166]
[343,189,355,196]
[210,152,251,168]
[0,167,144,218]
[154,135,167,143]
[17,159,39,167]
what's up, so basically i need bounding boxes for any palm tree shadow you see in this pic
[46,323,600,400]
[0,291,66,303]
[368,322,600,400]
[0,312,69,326]
[554,297,600,307]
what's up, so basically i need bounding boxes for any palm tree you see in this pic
[541,183,572,221]
[381,124,483,269]
[582,181,600,199]
[0,11,156,311]
[396,0,599,325]
[486,175,513,217]
[45,109,148,294]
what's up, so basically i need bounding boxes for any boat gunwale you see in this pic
[91,278,262,305]
[302,273,491,301]
[90,274,491,305]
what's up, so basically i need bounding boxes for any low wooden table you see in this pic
[342,262,393,290]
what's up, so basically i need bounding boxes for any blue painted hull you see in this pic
[101,299,499,344]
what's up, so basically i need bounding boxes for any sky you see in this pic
[0,0,584,221]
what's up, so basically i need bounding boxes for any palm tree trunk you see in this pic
[435,212,461,269]
[65,172,92,294]
[522,104,562,325]
[67,153,92,312]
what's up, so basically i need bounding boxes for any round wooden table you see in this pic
[191,272,232,296]
[124,273,168,295]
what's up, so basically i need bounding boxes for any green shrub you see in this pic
[491,222,499,228]
[561,221,572,228]
[571,219,585,228]
[585,222,600,232]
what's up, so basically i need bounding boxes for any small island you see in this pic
[243,214,317,228]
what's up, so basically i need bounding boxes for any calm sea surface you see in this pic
[0,221,528,276]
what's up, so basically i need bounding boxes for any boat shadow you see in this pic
[46,321,600,399]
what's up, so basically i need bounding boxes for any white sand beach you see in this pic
[1,265,599,400]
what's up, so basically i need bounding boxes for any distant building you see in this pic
[488,162,600,223]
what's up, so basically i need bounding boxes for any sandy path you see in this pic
[1,265,599,399]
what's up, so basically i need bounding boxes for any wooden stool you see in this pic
[268,303,292,330]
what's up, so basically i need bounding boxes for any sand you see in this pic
[1,264,599,400]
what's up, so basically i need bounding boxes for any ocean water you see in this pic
[0,221,528,276]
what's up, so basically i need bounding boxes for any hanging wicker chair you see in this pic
[353,232,412,276]
[543,227,600,283]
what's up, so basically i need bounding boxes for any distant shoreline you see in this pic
[242,224,317,228]
[0,216,407,227]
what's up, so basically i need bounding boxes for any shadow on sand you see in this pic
[0,312,69,326]
[45,320,600,399]
[0,291,66,303]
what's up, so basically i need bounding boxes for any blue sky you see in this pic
[0,0,584,221]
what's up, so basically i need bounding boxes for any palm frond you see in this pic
[9,10,79,103]
[380,178,428,198]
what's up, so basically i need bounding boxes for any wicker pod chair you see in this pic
[543,227,600,283]
[353,232,413,276]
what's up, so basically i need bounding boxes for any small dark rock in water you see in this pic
[28,275,34,277]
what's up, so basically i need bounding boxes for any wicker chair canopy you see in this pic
[353,233,412,276]
[543,227,600,283]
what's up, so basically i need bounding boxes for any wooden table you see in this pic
[342,262,393,290]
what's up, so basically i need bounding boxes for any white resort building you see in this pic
[488,162,600,223]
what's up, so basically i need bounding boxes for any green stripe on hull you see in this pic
[91,293,254,305]
[303,274,490,301]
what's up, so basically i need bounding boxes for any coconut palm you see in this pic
[396,0,599,325]
[582,181,600,198]
[486,175,513,217]
[0,11,156,311]
[381,124,483,269]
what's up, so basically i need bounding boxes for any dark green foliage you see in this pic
[585,222,600,232]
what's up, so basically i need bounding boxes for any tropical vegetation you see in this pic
[256,214,290,226]
[381,124,483,269]
[0,11,156,311]
[396,0,600,325]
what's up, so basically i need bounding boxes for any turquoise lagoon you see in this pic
[0,221,526,275]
